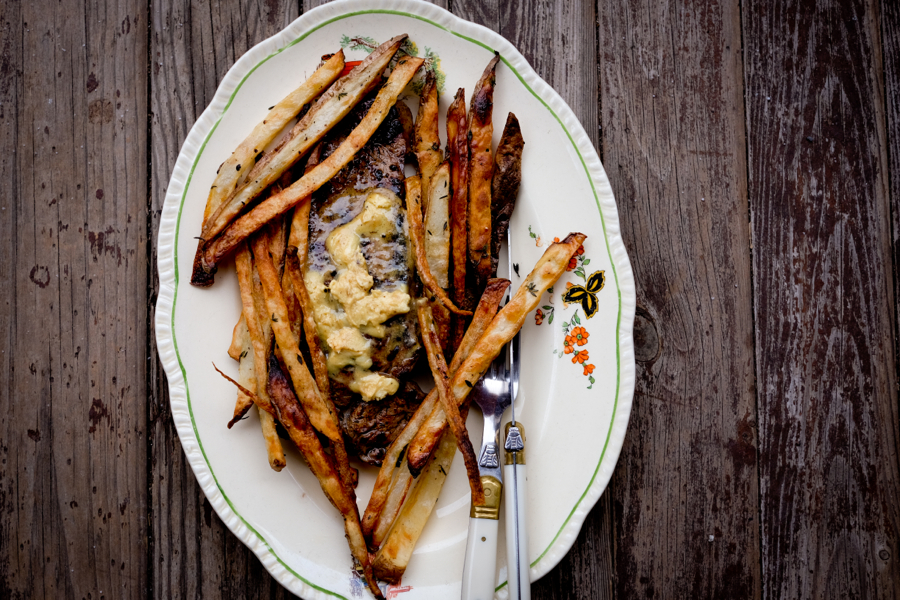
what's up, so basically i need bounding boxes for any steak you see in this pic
[304,93,423,464]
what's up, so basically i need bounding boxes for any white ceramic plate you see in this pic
[154,1,636,598]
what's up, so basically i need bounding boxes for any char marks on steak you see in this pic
[340,381,426,465]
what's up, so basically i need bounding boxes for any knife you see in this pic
[504,224,529,600]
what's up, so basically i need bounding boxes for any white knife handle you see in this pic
[462,516,499,600]
[503,461,530,600]
[462,475,502,600]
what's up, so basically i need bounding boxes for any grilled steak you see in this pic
[303,93,423,464]
[340,381,426,465]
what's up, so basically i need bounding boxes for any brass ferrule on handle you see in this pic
[504,422,526,465]
[470,476,502,519]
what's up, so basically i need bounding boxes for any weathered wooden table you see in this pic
[3,0,899,597]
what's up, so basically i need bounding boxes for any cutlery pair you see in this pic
[461,316,530,598]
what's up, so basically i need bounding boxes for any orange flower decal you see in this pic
[571,326,589,346]
[572,350,589,365]
[566,245,585,271]
[535,308,544,325]
[563,335,575,354]
[583,364,595,376]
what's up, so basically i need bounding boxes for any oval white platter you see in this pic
[154,0,636,598]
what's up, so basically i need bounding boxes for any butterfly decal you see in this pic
[562,270,605,318]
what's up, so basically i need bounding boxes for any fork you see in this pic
[461,346,510,600]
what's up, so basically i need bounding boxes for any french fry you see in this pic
[424,162,451,289]
[416,297,484,505]
[285,253,331,398]
[446,88,470,351]
[265,356,383,599]
[201,38,405,241]
[228,313,246,360]
[490,112,524,276]
[250,234,343,443]
[235,244,286,471]
[405,176,471,316]
[407,234,587,471]
[361,279,509,542]
[370,460,415,549]
[193,55,425,287]
[372,428,458,583]
[424,162,452,351]
[227,317,255,427]
[286,143,321,261]
[467,54,500,286]
[414,70,442,206]
[200,52,345,231]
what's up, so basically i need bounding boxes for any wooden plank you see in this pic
[598,0,761,597]
[0,0,149,598]
[883,0,900,502]
[744,0,900,597]
[149,1,297,598]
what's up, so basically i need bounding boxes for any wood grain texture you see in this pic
[0,0,149,598]
[883,0,900,482]
[598,0,761,597]
[149,1,298,598]
[743,0,900,597]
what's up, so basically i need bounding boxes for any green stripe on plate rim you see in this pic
[168,8,624,597]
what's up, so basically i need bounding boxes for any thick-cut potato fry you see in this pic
[250,234,343,442]
[192,56,425,286]
[265,357,382,599]
[235,244,286,470]
[423,162,452,351]
[372,429,457,583]
[490,112,524,276]
[446,88,470,351]
[424,162,451,289]
[416,298,484,505]
[227,317,255,427]
[201,38,405,241]
[414,70,442,206]
[407,234,586,471]
[228,313,246,360]
[467,54,500,286]
[405,177,471,316]
[370,460,414,549]
[200,52,345,231]
[361,278,509,541]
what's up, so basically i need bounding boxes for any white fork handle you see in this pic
[504,461,530,600]
[461,517,499,600]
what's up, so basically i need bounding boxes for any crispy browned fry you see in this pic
[423,162,452,352]
[372,428,457,583]
[414,70,442,206]
[285,253,330,396]
[228,313,246,360]
[250,234,343,442]
[201,38,405,242]
[424,162,451,288]
[361,279,509,541]
[467,54,500,286]
[227,317,255,427]
[407,235,586,470]
[370,460,414,549]
[200,52,344,232]
[265,357,382,599]
[490,112,524,276]
[192,56,425,286]
[284,252,358,489]
[446,88,470,351]
[405,176,471,316]
[235,244,286,470]
[416,298,484,504]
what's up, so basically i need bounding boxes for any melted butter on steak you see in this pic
[305,188,410,401]
[303,97,422,464]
